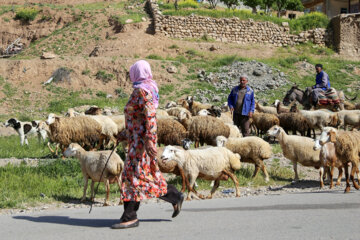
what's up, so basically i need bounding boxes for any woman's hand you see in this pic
[145,139,157,159]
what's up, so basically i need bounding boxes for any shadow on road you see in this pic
[13,216,171,228]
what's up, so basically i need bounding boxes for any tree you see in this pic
[261,0,274,15]
[241,0,262,14]
[208,0,219,9]
[221,0,239,10]
[286,0,304,11]
[273,0,287,17]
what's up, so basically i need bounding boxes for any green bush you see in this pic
[14,8,39,22]
[146,54,163,60]
[158,0,199,10]
[95,70,114,83]
[162,9,329,32]
[289,12,329,33]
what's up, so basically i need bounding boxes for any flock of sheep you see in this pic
[3,95,360,204]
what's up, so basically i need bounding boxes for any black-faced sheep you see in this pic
[63,143,124,206]
[268,125,322,184]
[216,136,272,182]
[161,146,241,200]
[318,127,360,193]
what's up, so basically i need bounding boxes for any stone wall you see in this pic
[331,13,360,57]
[147,0,328,47]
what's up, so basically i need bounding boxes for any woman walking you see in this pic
[112,60,184,229]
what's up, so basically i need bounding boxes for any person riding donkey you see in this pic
[310,64,331,106]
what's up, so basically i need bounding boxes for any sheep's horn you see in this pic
[345,94,357,101]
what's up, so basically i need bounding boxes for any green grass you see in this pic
[162,9,329,33]
[95,70,114,83]
[0,136,51,158]
[111,12,146,25]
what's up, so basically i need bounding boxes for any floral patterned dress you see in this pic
[121,88,167,202]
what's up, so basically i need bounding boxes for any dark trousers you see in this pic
[233,113,250,137]
[120,184,182,222]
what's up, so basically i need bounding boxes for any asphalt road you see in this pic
[2,190,360,240]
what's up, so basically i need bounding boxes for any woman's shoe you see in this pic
[172,193,184,218]
[111,219,139,229]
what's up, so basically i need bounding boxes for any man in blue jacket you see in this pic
[312,64,330,106]
[227,75,255,137]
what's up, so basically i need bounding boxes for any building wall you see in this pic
[331,13,360,57]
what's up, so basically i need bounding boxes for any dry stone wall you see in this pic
[331,13,360,57]
[147,0,328,47]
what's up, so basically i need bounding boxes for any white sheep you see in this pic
[161,146,241,200]
[335,110,360,130]
[267,125,322,184]
[225,123,242,138]
[88,115,119,149]
[255,101,277,115]
[216,135,271,182]
[166,107,192,120]
[63,143,124,206]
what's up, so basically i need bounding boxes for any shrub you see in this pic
[96,91,107,98]
[146,54,163,60]
[289,12,329,33]
[95,70,114,83]
[158,0,199,10]
[14,8,39,23]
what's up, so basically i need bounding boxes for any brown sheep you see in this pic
[157,118,188,146]
[319,127,360,193]
[278,112,312,137]
[46,114,103,152]
[252,112,279,136]
[180,116,230,148]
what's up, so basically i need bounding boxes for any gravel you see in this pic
[195,60,289,103]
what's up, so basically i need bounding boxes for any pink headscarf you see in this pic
[129,60,159,109]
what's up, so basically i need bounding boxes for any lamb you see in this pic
[277,112,311,136]
[318,127,360,192]
[46,113,102,152]
[161,146,241,200]
[165,101,177,109]
[63,143,124,206]
[180,116,230,147]
[255,101,277,115]
[216,135,271,182]
[157,146,186,192]
[335,110,360,130]
[166,107,192,120]
[251,112,279,136]
[157,118,188,146]
[313,140,346,189]
[267,125,323,184]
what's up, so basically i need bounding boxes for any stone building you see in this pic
[302,0,360,18]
